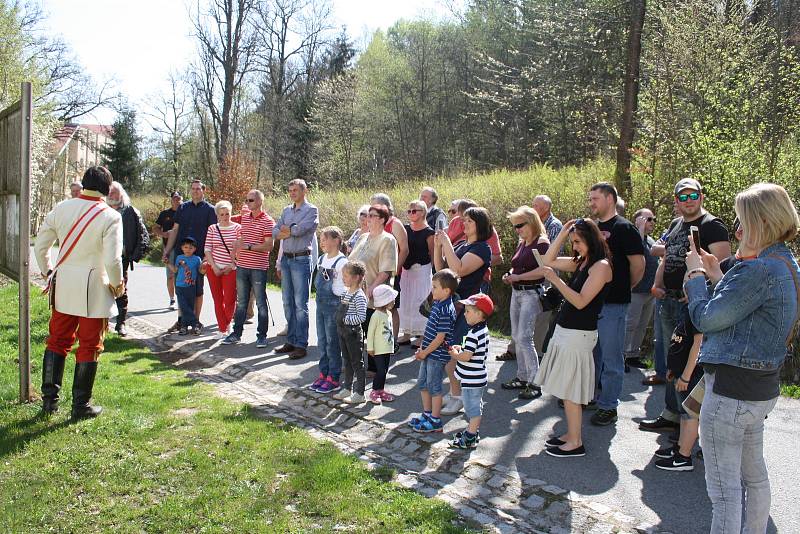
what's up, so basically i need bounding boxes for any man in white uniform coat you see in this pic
[34,166,124,419]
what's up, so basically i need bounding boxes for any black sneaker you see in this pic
[546,445,586,458]
[590,409,618,426]
[167,320,181,334]
[654,444,678,459]
[546,437,565,447]
[639,416,679,432]
[655,453,693,471]
[557,399,598,410]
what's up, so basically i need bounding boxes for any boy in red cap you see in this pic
[448,293,493,448]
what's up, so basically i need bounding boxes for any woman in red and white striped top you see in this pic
[204,201,241,336]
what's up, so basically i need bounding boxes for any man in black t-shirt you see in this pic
[588,182,646,426]
[153,191,182,310]
[640,178,730,432]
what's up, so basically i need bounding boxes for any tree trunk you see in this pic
[615,0,646,198]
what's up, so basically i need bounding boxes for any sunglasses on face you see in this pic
[407,209,421,215]
[645,217,655,222]
[512,222,526,230]
[677,192,700,202]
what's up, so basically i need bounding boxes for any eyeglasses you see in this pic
[677,192,700,202]
[407,209,421,215]
[246,198,256,203]
[512,222,526,230]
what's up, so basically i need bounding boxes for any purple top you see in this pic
[510,240,550,284]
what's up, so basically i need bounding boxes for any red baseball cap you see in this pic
[458,293,494,317]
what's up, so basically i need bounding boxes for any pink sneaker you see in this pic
[308,373,326,391]
[369,390,383,404]
[378,390,395,402]
[315,379,340,393]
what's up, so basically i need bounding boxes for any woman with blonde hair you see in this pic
[685,183,800,533]
[398,199,435,347]
[204,200,241,337]
[501,206,550,400]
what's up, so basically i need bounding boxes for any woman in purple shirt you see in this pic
[501,206,550,400]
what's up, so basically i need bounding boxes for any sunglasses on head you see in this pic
[407,209,421,215]
[570,218,589,231]
[677,192,700,202]
[512,222,526,230]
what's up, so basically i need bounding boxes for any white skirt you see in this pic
[399,263,432,335]
[534,325,597,405]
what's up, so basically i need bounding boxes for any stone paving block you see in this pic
[473,513,494,526]
[463,465,491,482]
[487,474,508,489]
[523,477,546,488]
[611,511,636,525]
[522,494,546,510]
[545,501,570,519]
[418,485,438,497]
[541,484,567,495]
[395,473,417,488]
[587,523,615,534]
[402,442,421,455]
[452,503,477,519]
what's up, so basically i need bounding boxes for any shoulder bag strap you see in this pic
[215,224,232,256]
[770,254,800,348]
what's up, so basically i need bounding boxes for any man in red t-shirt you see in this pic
[221,189,275,348]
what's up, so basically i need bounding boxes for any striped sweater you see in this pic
[455,322,489,388]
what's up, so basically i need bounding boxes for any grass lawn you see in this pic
[0,283,472,532]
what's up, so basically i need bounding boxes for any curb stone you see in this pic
[121,314,669,533]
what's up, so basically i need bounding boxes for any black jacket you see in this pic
[120,204,150,264]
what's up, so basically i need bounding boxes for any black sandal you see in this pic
[496,351,517,361]
[501,378,527,390]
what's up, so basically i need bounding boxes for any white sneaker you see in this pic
[441,395,463,415]
[343,392,365,404]
[333,388,351,401]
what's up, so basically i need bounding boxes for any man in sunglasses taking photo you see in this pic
[639,178,730,432]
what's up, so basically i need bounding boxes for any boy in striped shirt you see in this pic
[448,293,493,449]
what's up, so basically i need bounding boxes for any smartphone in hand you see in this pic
[689,225,701,251]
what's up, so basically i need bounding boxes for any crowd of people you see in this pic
[37,167,799,533]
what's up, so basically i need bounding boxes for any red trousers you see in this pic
[206,268,237,332]
[47,309,107,362]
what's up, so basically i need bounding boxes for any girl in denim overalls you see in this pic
[308,227,347,393]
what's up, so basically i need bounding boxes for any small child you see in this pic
[168,237,203,336]
[409,269,458,433]
[367,285,399,404]
[448,293,493,449]
[333,260,368,404]
[310,226,347,394]
[654,306,703,471]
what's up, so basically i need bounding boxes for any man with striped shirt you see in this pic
[448,293,493,449]
[222,190,275,348]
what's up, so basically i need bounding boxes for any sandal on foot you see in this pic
[501,378,527,390]
[496,351,516,361]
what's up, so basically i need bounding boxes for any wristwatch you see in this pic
[247,244,252,251]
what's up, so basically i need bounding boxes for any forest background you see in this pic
[2,0,800,377]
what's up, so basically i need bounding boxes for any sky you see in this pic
[40,0,461,128]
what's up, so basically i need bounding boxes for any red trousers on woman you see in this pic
[206,268,237,332]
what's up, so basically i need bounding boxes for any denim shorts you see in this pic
[461,386,485,419]
[417,358,447,396]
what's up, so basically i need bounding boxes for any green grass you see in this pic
[0,283,472,533]
[781,384,800,399]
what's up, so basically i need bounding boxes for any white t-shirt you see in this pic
[319,252,346,296]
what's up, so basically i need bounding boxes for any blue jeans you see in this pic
[652,298,667,377]
[417,358,447,396]
[701,371,778,534]
[461,386,485,420]
[176,286,197,327]
[316,295,341,380]
[281,255,312,348]
[233,268,268,337]
[657,297,684,421]
[593,303,628,410]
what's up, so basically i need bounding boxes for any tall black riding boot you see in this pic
[41,350,66,414]
[115,292,128,336]
[71,361,103,420]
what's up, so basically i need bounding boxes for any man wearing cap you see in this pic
[639,178,730,432]
[154,191,182,309]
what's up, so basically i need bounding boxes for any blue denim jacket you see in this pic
[686,242,799,370]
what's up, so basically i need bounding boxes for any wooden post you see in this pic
[19,82,32,403]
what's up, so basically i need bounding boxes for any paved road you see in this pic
[119,261,798,533]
